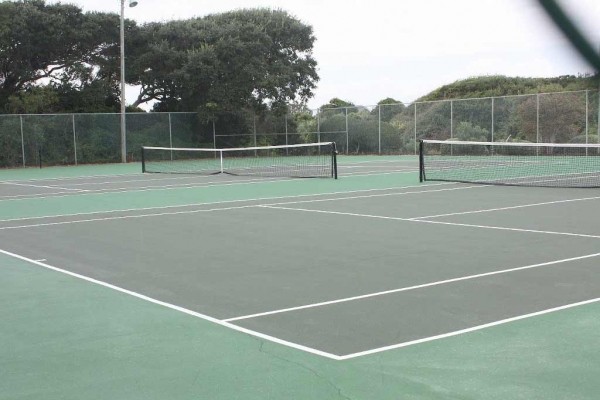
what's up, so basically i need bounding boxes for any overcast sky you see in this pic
[49,0,600,109]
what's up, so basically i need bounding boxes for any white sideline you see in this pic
[3,248,598,361]
[0,248,342,361]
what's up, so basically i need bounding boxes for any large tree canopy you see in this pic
[0,1,318,115]
[130,9,318,115]
[0,0,131,111]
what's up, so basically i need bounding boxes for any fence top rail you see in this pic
[0,111,198,117]
[1,88,597,118]
[421,139,600,148]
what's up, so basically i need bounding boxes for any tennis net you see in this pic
[142,142,338,178]
[419,140,600,188]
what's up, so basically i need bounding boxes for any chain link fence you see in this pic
[1,90,598,168]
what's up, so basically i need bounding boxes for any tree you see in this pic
[0,1,131,111]
[517,92,586,143]
[373,97,404,123]
[320,98,354,110]
[129,9,318,117]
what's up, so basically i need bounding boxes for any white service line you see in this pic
[0,248,342,361]
[224,252,600,322]
[259,205,600,240]
[410,195,600,220]
[338,297,600,360]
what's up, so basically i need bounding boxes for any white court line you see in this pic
[3,245,598,361]
[36,174,232,187]
[415,219,600,239]
[0,248,341,360]
[410,195,600,220]
[262,184,483,206]
[0,183,457,225]
[224,252,600,322]
[338,297,600,360]
[259,205,600,240]
[0,205,260,230]
[0,170,415,202]
[0,190,79,200]
[0,176,285,200]
[0,172,145,183]
[1,181,88,192]
[57,170,416,187]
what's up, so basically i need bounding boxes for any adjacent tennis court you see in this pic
[1,153,599,399]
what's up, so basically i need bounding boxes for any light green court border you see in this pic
[1,159,599,399]
[0,159,420,221]
[1,251,599,399]
[0,155,417,181]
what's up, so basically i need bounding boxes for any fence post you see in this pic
[168,112,173,149]
[536,93,540,143]
[597,89,600,148]
[317,111,321,143]
[585,90,589,145]
[345,107,349,154]
[285,114,289,155]
[253,114,257,155]
[72,114,77,165]
[212,120,216,149]
[450,100,453,139]
[491,97,494,142]
[378,105,381,154]
[414,102,417,155]
[20,115,25,167]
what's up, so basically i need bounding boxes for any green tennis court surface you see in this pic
[1,156,599,399]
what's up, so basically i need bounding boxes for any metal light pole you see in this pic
[120,0,138,163]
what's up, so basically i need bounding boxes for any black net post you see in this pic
[332,142,338,179]
[141,147,146,173]
[418,140,425,182]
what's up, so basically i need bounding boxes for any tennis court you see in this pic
[1,153,599,399]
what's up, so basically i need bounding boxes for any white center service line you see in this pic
[223,252,600,322]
